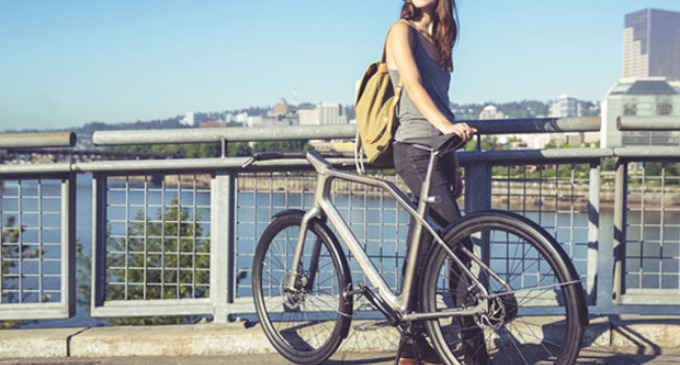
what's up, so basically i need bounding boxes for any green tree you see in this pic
[0,216,44,329]
[251,140,312,153]
[105,196,209,325]
[464,136,498,151]
[227,142,252,157]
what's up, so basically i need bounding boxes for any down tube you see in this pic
[319,199,402,308]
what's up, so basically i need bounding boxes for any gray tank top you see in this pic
[388,22,454,142]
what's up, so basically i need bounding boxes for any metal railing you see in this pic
[1,120,680,324]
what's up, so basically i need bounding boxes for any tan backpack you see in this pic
[354,26,411,168]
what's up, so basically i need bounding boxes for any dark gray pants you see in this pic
[393,141,491,365]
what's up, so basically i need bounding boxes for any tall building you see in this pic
[549,94,582,118]
[297,106,319,126]
[318,102,347,125]
[623,8,680,80]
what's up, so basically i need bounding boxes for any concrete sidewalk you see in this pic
[2,348,680,365]
[1,315,680,361]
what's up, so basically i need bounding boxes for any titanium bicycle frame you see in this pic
[285,150,513,321]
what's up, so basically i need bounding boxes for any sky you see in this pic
[1,0,679,131]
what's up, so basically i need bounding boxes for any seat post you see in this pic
[417,149,440,216]
[409,149,440,247]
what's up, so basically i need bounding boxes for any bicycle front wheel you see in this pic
[421,211,586,365]
[252,212,352,365]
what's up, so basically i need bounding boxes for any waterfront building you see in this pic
[247,115,262,128]
[199,121,226,128]
[549,94,582,118]
[273,98,290,117]
[233,112,249,125]
[180,111,195,127]
[478,105,505,120]
[601,77,680,147]
[318,102,347,125]
[297,106,319,126]
[623,8,680,81]
[547,95,597,146]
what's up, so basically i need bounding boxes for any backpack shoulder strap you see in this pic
[382,19,417,63]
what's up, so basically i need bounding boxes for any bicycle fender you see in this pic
[272,209,306,220]
[272,209,327,223]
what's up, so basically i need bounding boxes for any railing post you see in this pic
[211,169,236,322]
[464,161,493,265]
[613,158,628,304]
[587,163,600,305]
[464,162,492,213]
[91,174,108,311]
[63,173,77,317]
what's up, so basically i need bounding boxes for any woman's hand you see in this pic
[443,122,477,142]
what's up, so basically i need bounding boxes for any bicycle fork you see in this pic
[286,207,324,294]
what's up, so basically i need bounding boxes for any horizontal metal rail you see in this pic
[0,150,611,176]
[617,116,680,131]
[613,146,680,160]
[0,132,76,148]
[3,146,680,176]
[466,116,601,134]
[92,125,359,146]
[92,117,601,146]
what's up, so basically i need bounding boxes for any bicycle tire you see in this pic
[252,212,352,365]
[420,210,587,365]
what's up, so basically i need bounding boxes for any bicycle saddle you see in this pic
[402,134,467,153]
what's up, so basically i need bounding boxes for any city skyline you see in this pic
[1,0,679,130]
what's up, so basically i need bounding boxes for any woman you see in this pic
[385,1,491,364]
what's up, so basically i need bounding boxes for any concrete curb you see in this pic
[0,327,85,358]
[3,316,680,358]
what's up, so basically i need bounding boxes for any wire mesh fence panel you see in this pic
[234,169,412,303]
[0,179,63,304]
[489,163,592,281]
[329,170,411,296]
[625,161,680,292]
[105,174,211,301]
[235,171,317,299]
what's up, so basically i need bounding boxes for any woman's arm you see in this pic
[386,21,475,141]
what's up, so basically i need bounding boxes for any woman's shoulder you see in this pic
[387,19,414,43]
[389,19,411,33]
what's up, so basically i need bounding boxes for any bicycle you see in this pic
[244,134,589,365]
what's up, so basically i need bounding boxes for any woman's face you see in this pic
[410,0,438,9]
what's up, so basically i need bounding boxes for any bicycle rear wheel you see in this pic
[252,212,352,365]
[421,211,587,365]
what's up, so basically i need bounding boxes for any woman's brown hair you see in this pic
[400,0,458,71]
